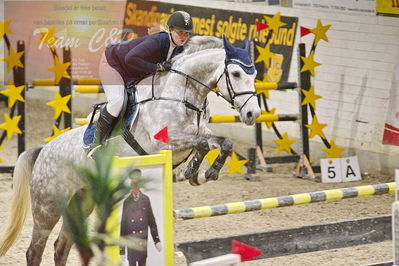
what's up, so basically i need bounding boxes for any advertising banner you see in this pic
[3,0,130,82]
[3,1,297,83]
[124,1,298,82]
[376,0,399,16]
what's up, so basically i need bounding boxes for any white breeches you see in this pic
[99,52,125,117]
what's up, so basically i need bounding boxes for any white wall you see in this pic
[164,0,399,175]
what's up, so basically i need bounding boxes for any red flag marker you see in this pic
[232,240,263,262]
[255,21,269,32]
[300,26,312,37]
[154,126,169,143]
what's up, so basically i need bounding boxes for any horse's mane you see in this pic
[172,36,223,63]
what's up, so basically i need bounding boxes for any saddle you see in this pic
[83,85,142,152]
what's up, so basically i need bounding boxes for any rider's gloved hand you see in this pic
[157,61,172,72]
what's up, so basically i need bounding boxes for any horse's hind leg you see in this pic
[54,189,94,266]
[26,212,60,266]
[54,223,74,266]
[183,137,210,186]
[205,137,233,181]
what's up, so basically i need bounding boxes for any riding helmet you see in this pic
[167,11,193,33]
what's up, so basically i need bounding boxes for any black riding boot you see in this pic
[89,107,117,152]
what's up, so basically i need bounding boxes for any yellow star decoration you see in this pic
[0,145,3,163]
[300,51,321,77]
[0,114,22,140]
[301,85,322,109]
[0,19,13,40]
[1,46,24,72]
[46,91,72,119]
[323,139,346,158]
[0,81,25,108]
[255,42,275,69]
[305,116,327,139]
[205,148,220,166]
[264,12,286,33]
[311,19,331,46]
[273,132,297,154]
[37,26,58,48]
[44,125,71,143]
[48,56,71,84]
[262,108,276,129]
[225,152,247,176]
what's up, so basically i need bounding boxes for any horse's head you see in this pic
[216,37,261,125]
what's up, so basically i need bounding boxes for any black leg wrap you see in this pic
[205,138,233,181]
[185,138,210,186]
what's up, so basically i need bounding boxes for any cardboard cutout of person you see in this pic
[120,169,162,266]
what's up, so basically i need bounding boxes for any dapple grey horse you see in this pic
[0,36,260,265]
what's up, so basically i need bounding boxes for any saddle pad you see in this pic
[82,101,140,148]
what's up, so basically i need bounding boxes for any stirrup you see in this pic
[87,144,102,160]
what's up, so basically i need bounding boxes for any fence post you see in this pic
[60,47,72,129]
[15,40,25,155]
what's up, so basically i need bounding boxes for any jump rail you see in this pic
[174,182,396,220]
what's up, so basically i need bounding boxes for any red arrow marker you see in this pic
[256,21,269,32]
[154,126,169,143]
[232,240,263,262]
[300,26,312,37]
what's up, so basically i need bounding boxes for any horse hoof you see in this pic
[205,169,219,181]
[184,168,197,180]
[189,177,201,186]
[189,174,207,186]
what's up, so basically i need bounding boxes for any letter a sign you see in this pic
[320,156,362,183]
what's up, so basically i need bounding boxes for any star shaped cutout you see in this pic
[261,108,276,129]
[323,139,345,158]
[37,26,58,48]
[46,91,71,119]
[48,56,71,84]
[301,85,322,109]
[273,132,297,154]
[311,19,331,46]
[300,51,321,77]
[44,125,70,142]
[0,19,13,40]
[305,116,327,139]
[1,46,24,72]
[225,152,247,176]
[205,148,220,166]
[0,114,22,140]
[255,42,275,68]
[264,13,286,33]
[0,81,25,108]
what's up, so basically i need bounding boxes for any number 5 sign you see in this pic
[320,156,362,183]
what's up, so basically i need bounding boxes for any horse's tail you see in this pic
[0,146,42,256]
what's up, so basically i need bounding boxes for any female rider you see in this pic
[90,11,193,151]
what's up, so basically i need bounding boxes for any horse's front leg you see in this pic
[183,137,210,186]
[205,136,233,181]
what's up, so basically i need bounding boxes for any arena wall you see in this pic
[1,0,399,175]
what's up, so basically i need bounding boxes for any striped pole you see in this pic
[174,182,396,220]
[255,81,297,94]
[31,80,295,94]
[209,114,298,123]
[75,113,299,126]
[75,85,104,93]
